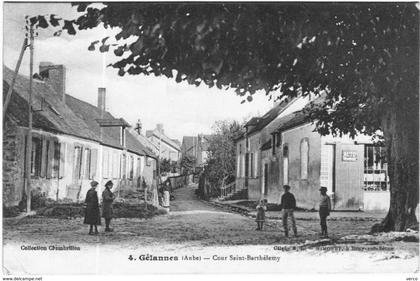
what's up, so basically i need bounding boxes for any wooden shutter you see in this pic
[254,151,258,177]
[46,139,54,179]
[59,143,67,179]
[53,142,61,178]
[90,148,98,179]
[102,149,108,179]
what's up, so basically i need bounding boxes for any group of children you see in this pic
[255,185,332,238]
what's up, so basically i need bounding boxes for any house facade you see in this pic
[3,63,158,207]
[235,95,390,211]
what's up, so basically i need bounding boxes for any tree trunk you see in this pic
[373,101,419,232]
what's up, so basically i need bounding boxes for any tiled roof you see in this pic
[235,98,293,141]
[3,65,153,158]
[272,95,326,133]
[65,94,153,157]
[272,110,308,133]
[128,128,158,157]
[3,66,97,140]
[147,129,181,151]
[246,99,292,135]
[245,117,261,127]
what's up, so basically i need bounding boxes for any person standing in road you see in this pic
[255,199,267,231]
[162,179,171,209]
[279,185,298,237]
[319,186,332,237]
[102,180,115,232]
[83,181,101,235]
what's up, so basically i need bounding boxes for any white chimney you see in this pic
[97,87,106,117]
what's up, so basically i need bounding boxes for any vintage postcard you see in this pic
[2,1,419,279]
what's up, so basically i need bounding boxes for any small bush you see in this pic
[36,201,165,219]
[36,203,85,218]
[3,205,21,217]
[18,188,54,211]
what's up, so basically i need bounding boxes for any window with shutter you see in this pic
[283,144,289,185]
[300,139,309,180]
[271,134,276,155]
[90,149,98,179]
[84,148,91,179]
[254,151,258,177]
[40,138,48,178]
[102,150,109,179]
[120,154,126,179]
[52,141,60,178]
[31,137,42,177]
[236,155,240,177]
[73,146,83,180]
[46,140,54,179]
[137,157,141,178]
[129,155,134,179]
[58,143,66,179]
[250,153,254,178]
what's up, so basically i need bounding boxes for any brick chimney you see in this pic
[39,62,66,102]
[97,87,106,117]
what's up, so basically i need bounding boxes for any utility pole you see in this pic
[25,24,34,213]
[3,38,28,120]
[157,133,162,183]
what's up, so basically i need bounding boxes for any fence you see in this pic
[167,174,193,190]
[219,181,236,198]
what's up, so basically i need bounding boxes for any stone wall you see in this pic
[3,123,25,207]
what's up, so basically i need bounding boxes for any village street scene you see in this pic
[2,2,419,277]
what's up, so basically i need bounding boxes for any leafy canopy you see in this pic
[205,120,243,187]
[31,2,419,137]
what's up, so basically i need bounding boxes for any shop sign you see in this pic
[342,150,358,161]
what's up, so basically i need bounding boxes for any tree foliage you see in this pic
[31,3,418,136]
[159,158,177,175]
[180,154,196,174]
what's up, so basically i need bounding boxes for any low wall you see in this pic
[363,191,390,211]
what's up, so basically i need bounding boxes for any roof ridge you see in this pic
[65,94,118,120]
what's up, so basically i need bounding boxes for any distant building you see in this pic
[181,134,211,171]
[146,124,181,162]
[235,94,389,211]
[3,63,158,207]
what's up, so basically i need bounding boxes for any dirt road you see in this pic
[3,185,419,274]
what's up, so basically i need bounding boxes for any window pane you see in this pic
[84,148,91,179]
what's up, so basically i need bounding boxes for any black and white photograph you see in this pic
[2,1,419,279]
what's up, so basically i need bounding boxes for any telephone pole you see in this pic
[25,24,34,213]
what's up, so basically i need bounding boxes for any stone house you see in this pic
[3,63,158,207]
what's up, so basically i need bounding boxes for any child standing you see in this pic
[319,186,332,237]
[255,199,267,230]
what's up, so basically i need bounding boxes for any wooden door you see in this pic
[334,143,364,210]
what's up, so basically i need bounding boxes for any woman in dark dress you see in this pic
[102,180,115,232]
[84,181,101,235]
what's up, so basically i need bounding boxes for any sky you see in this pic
[3,2,274,141]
